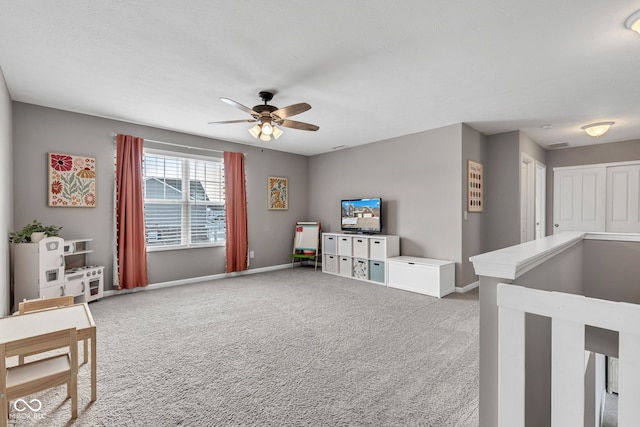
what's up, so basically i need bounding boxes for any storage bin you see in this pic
[339,257,352,276]
[324,254,338,274]
[323,234,337,254]
[337,236,352,256]
[352,237,369,258]
[368,260,385,284]
[352,258,368,280]
[369,238,387,260]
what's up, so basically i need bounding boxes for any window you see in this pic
[142,150,225,249]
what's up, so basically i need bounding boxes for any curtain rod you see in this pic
[110,133,230,154]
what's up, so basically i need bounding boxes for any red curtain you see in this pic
[224,151,248,272]
[115,134,148,289]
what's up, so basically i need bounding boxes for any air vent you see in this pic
[548,142,569,149]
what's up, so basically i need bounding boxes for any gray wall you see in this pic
[545,138,640,235]
[10,102,551,294]
[484,132,520,251]
[519,131,546,165]
[583,239,640,304]
[483,131,546,252]
[308,124,474,286]
[461,124,487,286]
[0,67,12,316]
[12,103,309,288]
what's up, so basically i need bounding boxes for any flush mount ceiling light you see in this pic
[581,121,614,137]
[626,9,640,33]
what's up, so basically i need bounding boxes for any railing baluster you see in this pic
[551,318,584,427]
[618,331,640,426]
[498,305,525,427]
[497,283,640,427]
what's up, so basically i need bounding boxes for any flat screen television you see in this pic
[341,197,382,234]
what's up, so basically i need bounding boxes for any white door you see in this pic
[553,167,606,233]
[606,165,640,233]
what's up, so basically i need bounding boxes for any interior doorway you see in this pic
[521,154,535,242]
[521,155,546,242]
[535,161,546,239]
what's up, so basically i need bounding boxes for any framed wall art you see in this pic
[48,152,97,207]
[267,176,288,210]
[468,160,483,213]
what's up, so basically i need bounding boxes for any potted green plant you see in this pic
[9,220,63,243]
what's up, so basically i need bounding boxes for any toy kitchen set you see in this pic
[13,236,104,309]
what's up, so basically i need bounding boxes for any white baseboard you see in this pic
[455,281,479,293]
[103,263,294,297]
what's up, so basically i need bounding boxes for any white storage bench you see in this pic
[387,256,455,298]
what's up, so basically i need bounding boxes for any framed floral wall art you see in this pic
[48,152,97,207]
[267,176,288,210]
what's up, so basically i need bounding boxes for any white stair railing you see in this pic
[497,283,640,427]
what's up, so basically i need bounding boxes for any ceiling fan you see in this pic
[209,91,319,141]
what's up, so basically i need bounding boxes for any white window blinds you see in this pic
[142,151,225,248]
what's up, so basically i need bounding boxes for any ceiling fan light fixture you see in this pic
[212,91,318,141]
[261,122,273,136]
[249,124,261,139]
[272,126,283,140]
[581,121,614,137]
[626,9,640,33]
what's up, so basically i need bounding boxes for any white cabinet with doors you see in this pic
[606,165,640,233]
[553,166,606,233]
[553,161,640,234]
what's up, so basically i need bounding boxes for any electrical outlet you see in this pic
[250,251,255,258]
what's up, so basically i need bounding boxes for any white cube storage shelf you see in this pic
[322,233,400,285]
[322,233,456,296]
[387,256,455,298]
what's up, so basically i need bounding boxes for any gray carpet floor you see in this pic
[7,268,479,426]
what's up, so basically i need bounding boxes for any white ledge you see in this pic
[584,232,640,242]
[471,231,640,280]
[470,231,586,279]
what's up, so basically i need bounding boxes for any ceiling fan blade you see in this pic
[208,119,257,125]
[220,97,259,117]
[278,119,319,131]
[271,102,311,120]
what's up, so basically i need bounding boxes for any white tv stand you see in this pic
[321,233,399,285]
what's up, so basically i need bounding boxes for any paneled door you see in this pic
[606,165,640,233]
[553,166,606,233]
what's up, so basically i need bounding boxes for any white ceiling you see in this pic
[1,1,640,156]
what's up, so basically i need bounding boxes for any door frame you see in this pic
[535,161,546,239]
[521,153,536,243]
